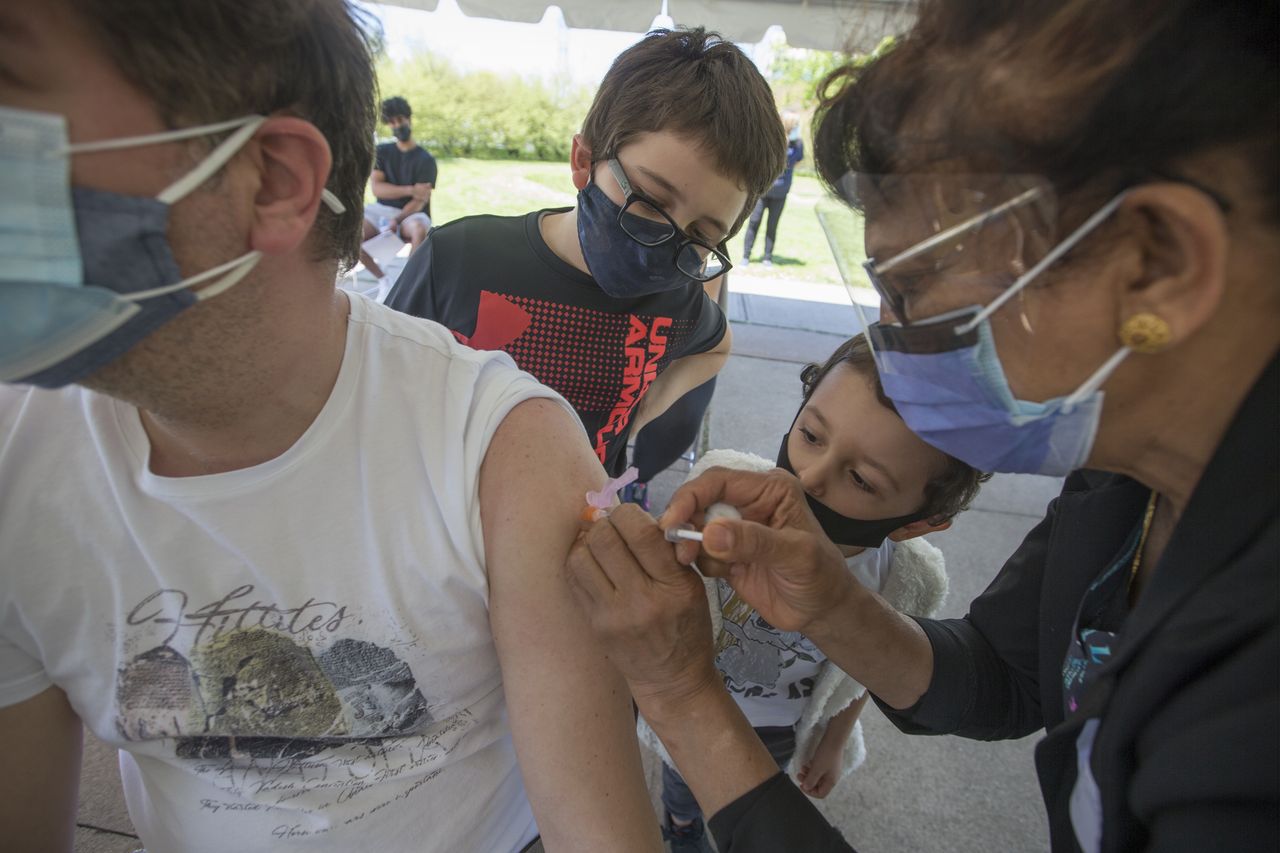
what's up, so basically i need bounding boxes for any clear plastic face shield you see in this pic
[823,173,1133,476]
[836,173,1062,329]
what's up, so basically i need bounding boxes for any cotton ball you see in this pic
[705,502,741,523]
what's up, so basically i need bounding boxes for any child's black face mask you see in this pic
[775,431,927,549]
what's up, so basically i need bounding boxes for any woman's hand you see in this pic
[661,466,855,635]
[566,503,721,714]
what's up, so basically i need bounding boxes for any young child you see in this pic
[643,333,989,851]
[386,28,786,476]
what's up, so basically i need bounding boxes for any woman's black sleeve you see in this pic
[708,772,856,853]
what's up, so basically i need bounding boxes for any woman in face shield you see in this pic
[566,2,1279,851]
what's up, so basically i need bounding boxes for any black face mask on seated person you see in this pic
[392,123,412,142]
[775,432,928,549]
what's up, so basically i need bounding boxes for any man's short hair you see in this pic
[69,0,379,270]
[380,96,412,123]
[800,334,992,522]
[580,28,787,236]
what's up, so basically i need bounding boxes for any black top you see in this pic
[765,139,804,199]
[384,210,727,475]
[373,142,438,215]
[710,354,1280,853]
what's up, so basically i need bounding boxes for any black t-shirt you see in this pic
[385,209,728,475]
[373,142,438,215]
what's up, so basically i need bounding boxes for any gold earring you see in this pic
[1119,313,1171,354]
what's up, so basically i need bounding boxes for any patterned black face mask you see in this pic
[775,431,927,548]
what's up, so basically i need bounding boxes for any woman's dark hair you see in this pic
[800,334,991,522]
[380,96,412,122]
[813,0,1279,221]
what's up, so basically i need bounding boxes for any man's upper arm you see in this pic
[481,398,662,853]
[0,687,83,851]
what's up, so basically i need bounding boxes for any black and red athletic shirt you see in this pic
[385,209,728,475]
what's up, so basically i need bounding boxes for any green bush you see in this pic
[377,52,594,161]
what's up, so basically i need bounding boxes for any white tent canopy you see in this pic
[381,0,915,52]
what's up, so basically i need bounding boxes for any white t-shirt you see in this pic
[715,540,895,728]
[0,294,570,852]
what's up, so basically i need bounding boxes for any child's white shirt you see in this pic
[715,542,895,728]
[634,448,950,786]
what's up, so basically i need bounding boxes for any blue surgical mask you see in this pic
[860,192,1132,477]
[0,108,346,388]
[575,180,697,298]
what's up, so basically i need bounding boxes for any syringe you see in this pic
[663,502,741,543]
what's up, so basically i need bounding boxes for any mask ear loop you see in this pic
[1061,347,1131,413]
[61,116,260,156]
[62,113,348,216]
[123,251,263,303]
[156,117,267,205]
[954,190,1130,337]
[1007,217,1036,335]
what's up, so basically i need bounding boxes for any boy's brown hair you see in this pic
[800,334,991,522]
[580,27,787,235]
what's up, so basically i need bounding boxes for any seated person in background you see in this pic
[361,95,437,279]
[642,334,987,850]
[387,28,786,477]
[0,2,662,851]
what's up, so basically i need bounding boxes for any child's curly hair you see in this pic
[800,333,992,522]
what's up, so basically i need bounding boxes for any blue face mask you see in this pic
[575,180,698,298]
[0,108,346,388]
[860,192,1132,477]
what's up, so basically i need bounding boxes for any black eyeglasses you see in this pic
[606,159,732,282]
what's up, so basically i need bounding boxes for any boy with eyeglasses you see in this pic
[387,28,786,477]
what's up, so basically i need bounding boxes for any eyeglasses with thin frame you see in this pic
[862,187,1044,326]
[862,175,1231,328]
[606,158,732,282]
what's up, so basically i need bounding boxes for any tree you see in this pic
[375,51,594,161]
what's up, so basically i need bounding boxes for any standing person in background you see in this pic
[360,96,437,280]
[742,111,803,267]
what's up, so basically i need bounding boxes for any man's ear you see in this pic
[569,133,593,191]
[1113,183,1230,350]
[247,116,333,256]
[888,516,951,542]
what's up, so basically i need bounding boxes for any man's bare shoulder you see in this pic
[480,396,599,498]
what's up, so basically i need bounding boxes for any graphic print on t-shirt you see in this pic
[465,290,693,469]
[714,586,821,701]
[113,582,475,833]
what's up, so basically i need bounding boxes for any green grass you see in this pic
[390,158,870,287]
[723,178,869,287]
